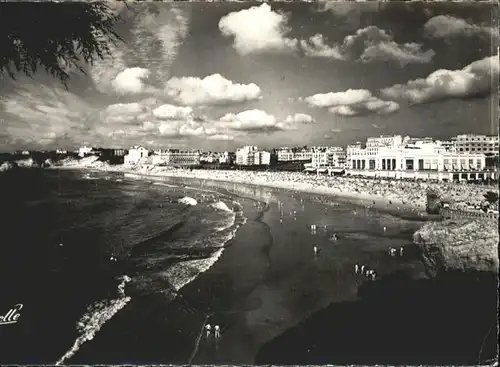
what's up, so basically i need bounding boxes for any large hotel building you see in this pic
[346,135,495,182]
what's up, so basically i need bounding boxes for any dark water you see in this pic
[1,169,495,365]
[0,169,244,364]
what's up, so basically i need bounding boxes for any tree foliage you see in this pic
[0,1,123,86]
[484,191,499,205]
[426,188,442,215]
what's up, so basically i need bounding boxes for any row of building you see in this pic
[64,133,498,181]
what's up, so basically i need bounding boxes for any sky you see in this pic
[0,1,498,152]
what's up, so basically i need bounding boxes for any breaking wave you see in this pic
[55,275,132,365]
[178,196,198,206]
[211,200,232,212]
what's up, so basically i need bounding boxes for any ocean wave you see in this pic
[159,208,246,291]
[153,182,179,188]
[55,275,132,365]
[178,196,198,206]
[210,200,232,213]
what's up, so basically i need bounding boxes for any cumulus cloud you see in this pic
[218,109,286,131]
[423,15,498,40]
[305,89,372,107]
[305,89,399,116]
[207,134,235,141]
[380,53,499,104]
[344,26,435,64]
[300,26,434,64]
[102,102,148,124]
[300,34,345,60]
[284,113,315,124]
[315,2,380,17]
[111,67,153,95]
[219,3,298,55]
[152,104,193,119]
[165,73,262,105]
[214,109,315,132]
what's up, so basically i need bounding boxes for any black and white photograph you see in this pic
[0,1,498,365]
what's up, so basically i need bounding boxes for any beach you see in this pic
[56,157,499,215]
[55,172,431,365]
[2,164,497,365]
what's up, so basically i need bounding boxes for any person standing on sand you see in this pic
[214,325,220,338]
[313,245,318,255]
[361,264,366,274]
[399,246,404,257]
[355,264,359,274]
[205,324,211,337]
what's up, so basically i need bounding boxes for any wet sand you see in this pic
[256,269,498,365]
[63,176,436,365]
[180,183,429,364]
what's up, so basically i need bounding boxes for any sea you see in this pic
[0,168,247,364]
[2,168,494,365]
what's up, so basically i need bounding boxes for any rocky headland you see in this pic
[413,218,499,277]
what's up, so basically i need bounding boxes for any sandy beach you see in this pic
[60,173,431,365]
[52,158,499,216]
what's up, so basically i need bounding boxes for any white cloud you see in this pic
[219,3,298,55]
[111,67,153,95]
[101,102,148,124]
[305,89,373,107]
[90,5,191,94]
[165,73,262,105]
[285,113,315,124]
[342,26,435,65]
[301,26,434,64]
[207,134,235,141]
[423,15,497,40]
[152,104,193,119]
[218,109,286,131]
[2,83,90,146]
[315,2,380,17]
[305,89,399,116]
[380,53,499,104]
[300,34,345,59]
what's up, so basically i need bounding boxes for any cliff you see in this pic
[413,219,499,276]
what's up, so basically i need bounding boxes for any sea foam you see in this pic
[178,196,198,206]
[210,200,232,212]
[55,275,132,365]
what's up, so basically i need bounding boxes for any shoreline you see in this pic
[50,165,431,220]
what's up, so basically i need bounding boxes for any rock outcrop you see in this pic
[413,219,499,276]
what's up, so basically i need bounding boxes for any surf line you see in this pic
[175,292,214,364]
[188,313,210,364]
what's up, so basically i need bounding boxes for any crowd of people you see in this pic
[67,158,499,214]
[125,167,498,213]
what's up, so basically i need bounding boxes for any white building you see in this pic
[348,138,488,181]
[451,134,499,156]
[311,147,346,168]
[254,151,271,165]
[236,146,270,166]
[152,150,200,166]
[236,146,257,165]
[78,146,96,157]
[277,147,313,162]
[124,146,149,165]
[218,151,232,164]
